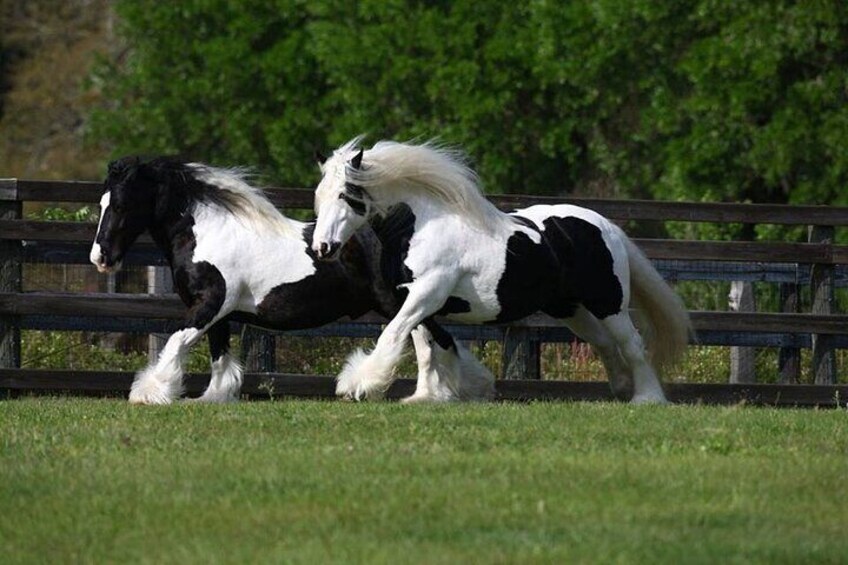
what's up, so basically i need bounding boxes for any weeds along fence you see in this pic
[2,178,848,406]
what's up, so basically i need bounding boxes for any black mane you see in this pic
[106,155,254,217]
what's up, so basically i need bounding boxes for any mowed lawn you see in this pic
[2,398,847,564]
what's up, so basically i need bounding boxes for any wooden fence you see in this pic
[2,178,848,406]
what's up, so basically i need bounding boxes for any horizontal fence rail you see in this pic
[3,369,848,407]
[7,179,848,226]
[2,178,847,403]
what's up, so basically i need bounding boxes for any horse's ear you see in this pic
[350,148,364,169]
[314,149,327,165]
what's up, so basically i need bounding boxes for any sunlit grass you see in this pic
[2,398,847,563]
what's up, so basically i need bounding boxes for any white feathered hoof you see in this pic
[335,348,392,401]
[185,390,240,404]
[128,371,183,405]
[400,393,439,405]
[454,347,496,402]
[400,387,459,404]
[630,391,669,405]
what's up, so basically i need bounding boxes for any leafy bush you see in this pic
[92,1,848,233]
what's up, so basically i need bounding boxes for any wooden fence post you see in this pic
[809,225,836,385]
[241,326,276,373]
[728,280,756,383]
[778,279,800,383]
[502,327,540,380]
[147,265,173,362]
[0,179,22,369]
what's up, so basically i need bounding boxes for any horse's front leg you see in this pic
[188,320,243,404]
[337,274,454,401]
[129,326,207,404]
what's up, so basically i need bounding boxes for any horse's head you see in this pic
[90,156,164,273]
[312,144,371,260]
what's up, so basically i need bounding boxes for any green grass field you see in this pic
[2,398,847,564]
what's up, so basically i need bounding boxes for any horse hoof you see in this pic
[630,393,669,405]
[183,394,238,404]
[128,375,182,405]
[401,394,432,405]
[128,386,175,405]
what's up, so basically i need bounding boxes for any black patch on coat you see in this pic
[372,204,416,298]
[539,216,623,320]
[247,224,375,329]
[494,215,623,322]
[494,226,559,322]
[340,182,369,215]
[437,296,472,316]
[423,318,456,351]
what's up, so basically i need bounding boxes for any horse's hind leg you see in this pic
[600,312,667,404]
[562,306,633,400]
[192,320,243,403]
[129,326,207,404]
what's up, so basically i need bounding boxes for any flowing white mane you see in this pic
[188,164,302,239]
[343,139,515,234]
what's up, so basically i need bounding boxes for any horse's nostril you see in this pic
[319,242,330,257]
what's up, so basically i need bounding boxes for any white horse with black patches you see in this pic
[90,156,494,404]
[312,138,692,404]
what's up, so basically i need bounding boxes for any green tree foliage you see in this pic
[91,1,848,221]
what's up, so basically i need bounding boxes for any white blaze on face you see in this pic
[311,158,367,257]
[89,191,111,272]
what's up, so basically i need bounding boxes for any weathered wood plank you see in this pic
[0,292,185,319]
[778,281,801,384]
[15,180,104,202]
[20,243,848,289]
[7,220,848,264]
[0,192,21,369]
[14,180,848,226]
[3,369,847,407]
[490,195,848,225]
[5,292,848,336]
[502,327,541,380]
[0,179,19,201]
[809,225,837,384]
[634,239,845,264]
[22,314,848,349]
[22,241,167,266]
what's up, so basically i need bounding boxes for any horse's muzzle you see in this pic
[90,244,122,273]
[93,258,122,274]
[314,241,341,260]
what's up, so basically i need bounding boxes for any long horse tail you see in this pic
[621,231,693,372]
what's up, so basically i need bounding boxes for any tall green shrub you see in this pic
[91,0,848,230]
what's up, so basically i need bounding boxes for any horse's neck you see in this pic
[378,191,449,223]
[148,204,196,264]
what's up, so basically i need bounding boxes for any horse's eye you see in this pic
[339,192,367,215]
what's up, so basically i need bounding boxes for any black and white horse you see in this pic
[311,139,692,404]
[90,156,494,404]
